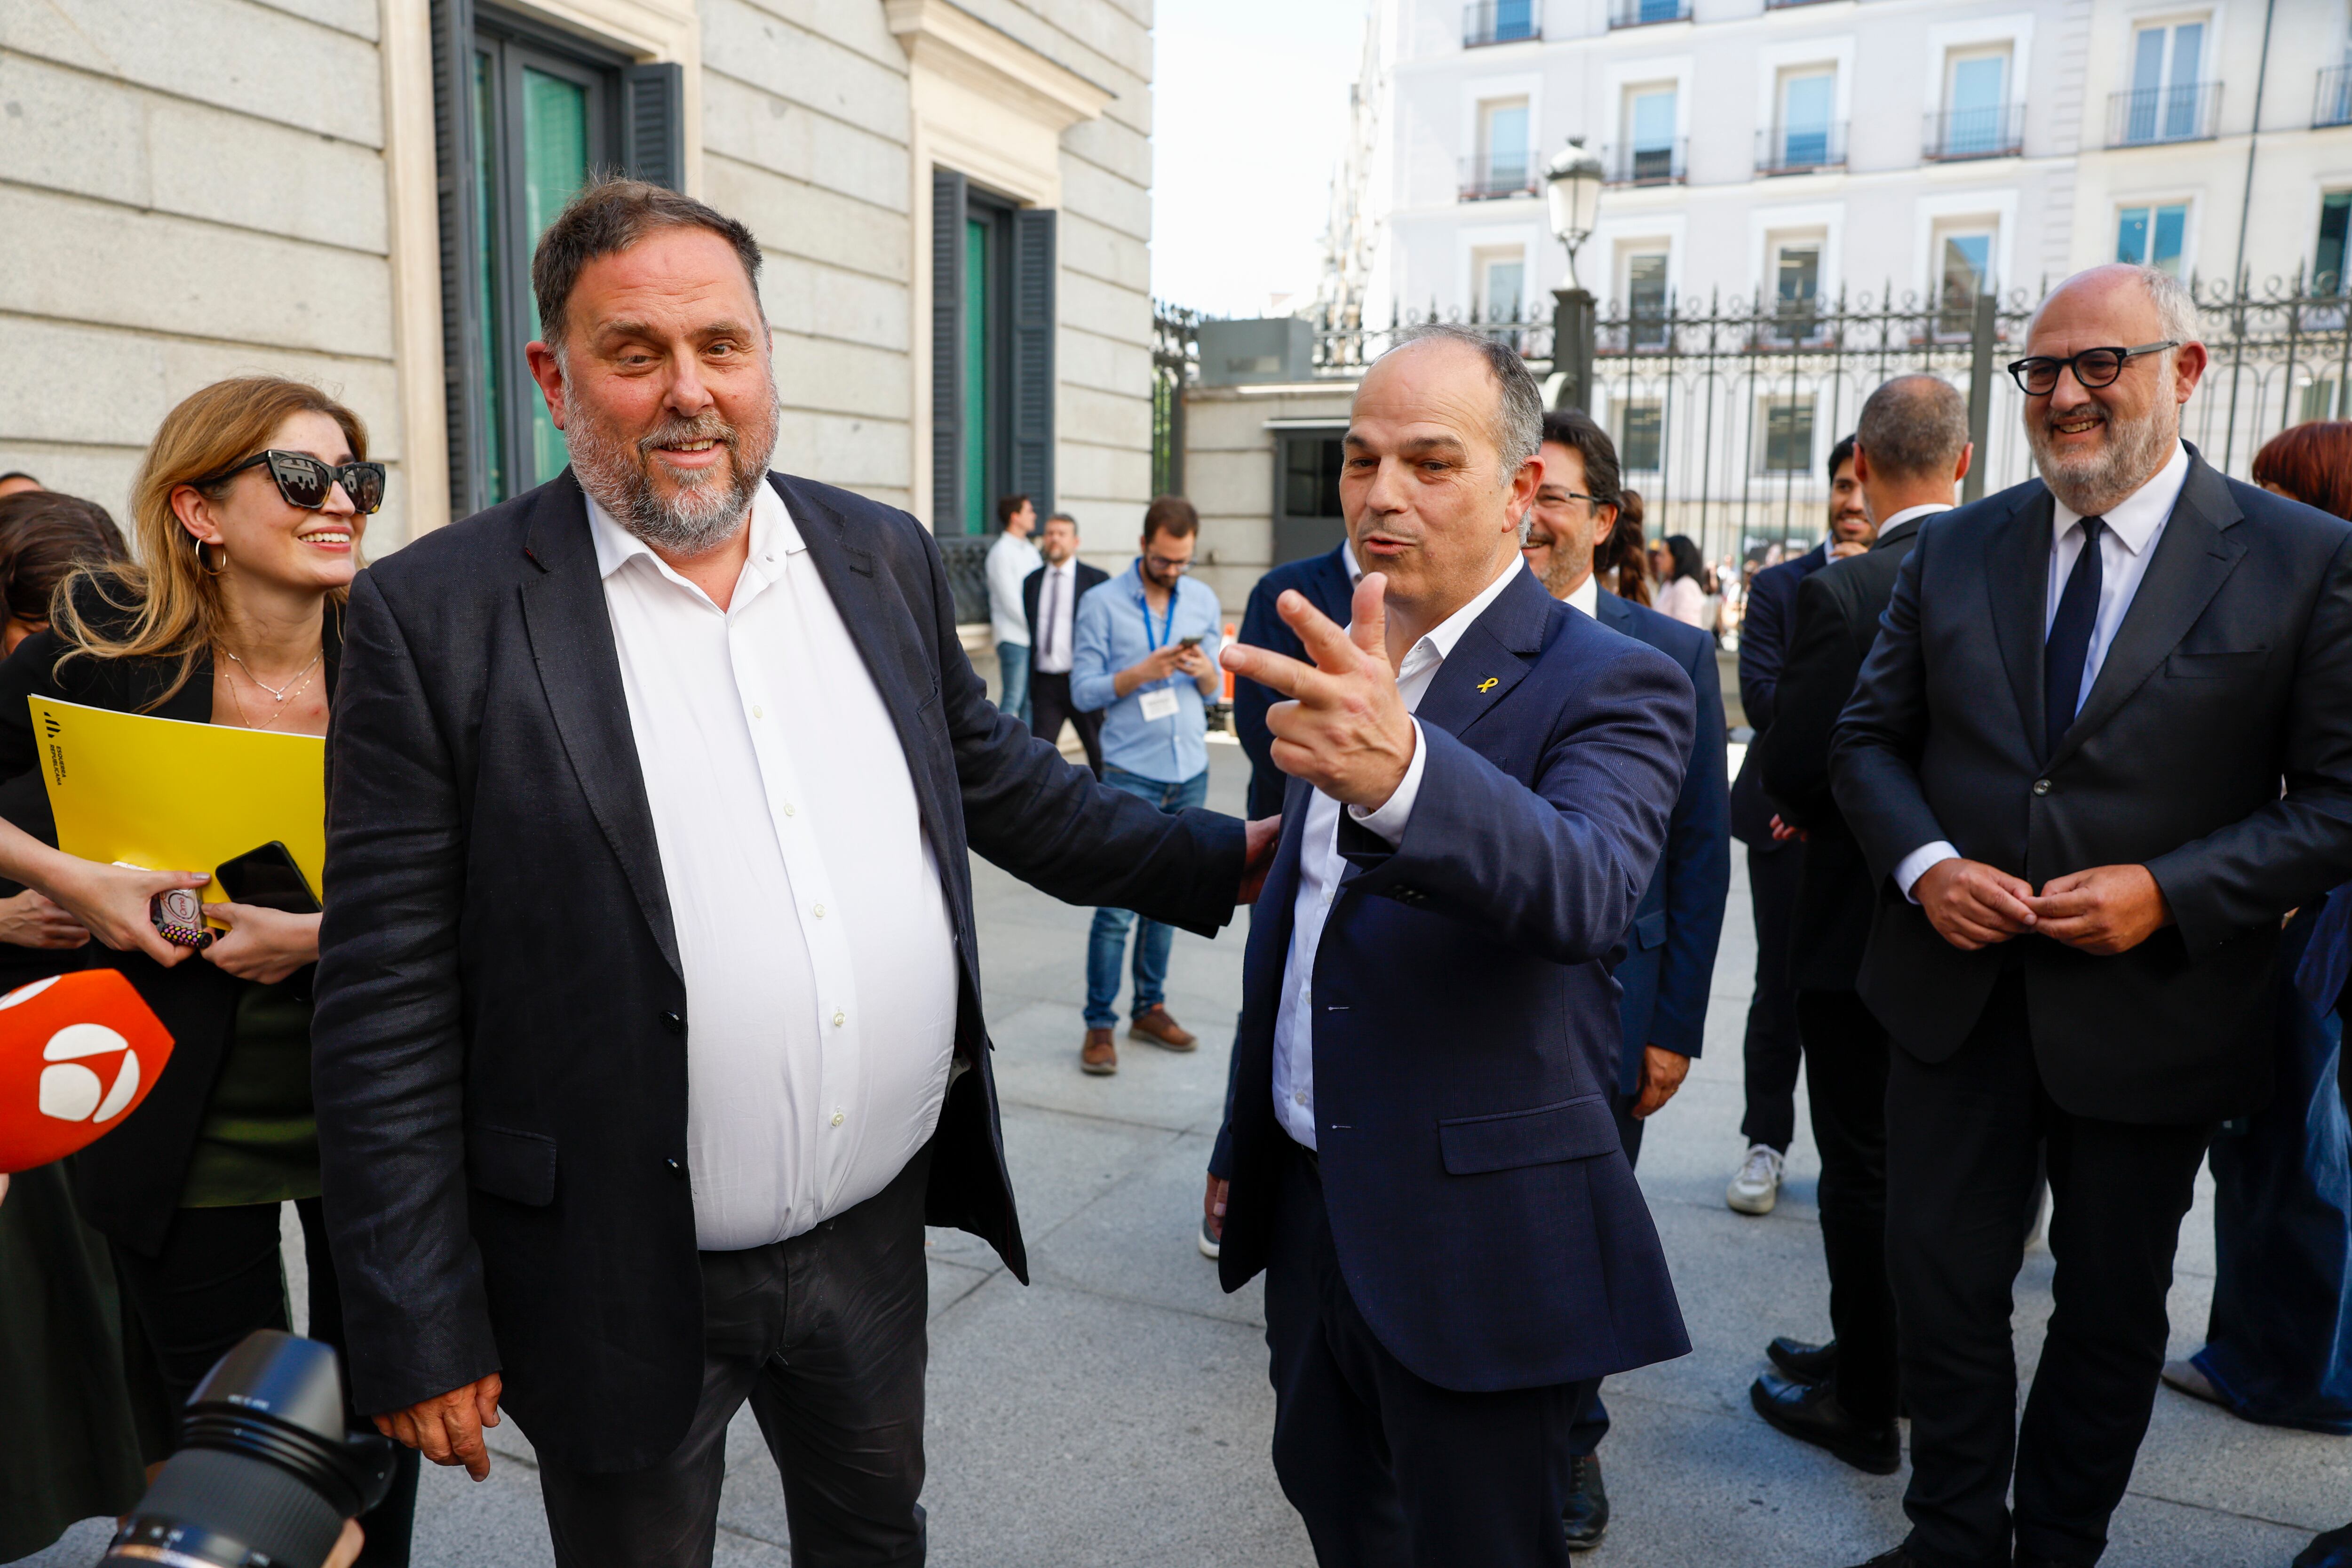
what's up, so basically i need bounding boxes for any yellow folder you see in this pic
[29,696,325,904]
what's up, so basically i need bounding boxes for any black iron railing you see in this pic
[1463,0,1540,47]
[1604,141,1687,186]
[1924,103,2024,160]
[2108,82,2222,145]
[1458,152,1538,201]
[2317,65,2352,128]
[1607,0,1688,26]
[1756,121,1847,175]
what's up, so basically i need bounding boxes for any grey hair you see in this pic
[1383,323,1544,484]
[2026,264,2201,348]
[1855,374,1971,481]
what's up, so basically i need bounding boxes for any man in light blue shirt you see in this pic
[1070,496,1225,1074]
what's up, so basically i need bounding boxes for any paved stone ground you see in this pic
[24,741,2349,1566]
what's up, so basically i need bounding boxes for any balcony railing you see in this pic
[1756,121,1847,175]
[1608,0,1688,26]
[1603,140,1688,186]
[2317,65,2352,128]
[1924,103,2024,160]
[1463,0,1541,47]
[1763,0,1839,9]
[1458,152,1538,201]
[2108,82,2222,145]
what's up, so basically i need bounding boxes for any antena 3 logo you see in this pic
[0,970,175,1170]
[6,976,141,1122]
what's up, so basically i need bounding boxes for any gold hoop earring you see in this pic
[194,536,226,578]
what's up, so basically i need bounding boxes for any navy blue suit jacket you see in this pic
[1591,589,1731,1086]
[1729,543,1826,846]
[1217,568,1696,1392]
[1235,545,1357,820]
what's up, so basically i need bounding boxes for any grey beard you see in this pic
[565,388,781,557]
[2027,397,2177,517]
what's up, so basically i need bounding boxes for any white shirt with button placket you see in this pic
[590,481,959,1251]
[1271,556,1529,1149]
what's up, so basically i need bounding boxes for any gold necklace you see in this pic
[218,648,322,733]
[222,646,321,703]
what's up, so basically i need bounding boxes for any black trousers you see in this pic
[1886,973,2213,1568]
[1264,1143,1591,1568]
[1741,844,1805,1153]
[109,1198,421,1566]
[1028,669,1104,779]
[1795,989,1899,1424]
[535,1149,933,1568]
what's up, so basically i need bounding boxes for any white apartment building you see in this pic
[0,0,1156,601]
[1374,0,2352,336]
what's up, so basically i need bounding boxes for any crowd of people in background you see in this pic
[9,187,2352,1568]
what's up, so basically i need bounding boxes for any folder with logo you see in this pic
[28,696,326,903]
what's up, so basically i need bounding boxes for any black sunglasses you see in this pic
[190,450,385,515]
[2005,341,2179,397]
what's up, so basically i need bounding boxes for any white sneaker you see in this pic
[1727,1144,1784,1216]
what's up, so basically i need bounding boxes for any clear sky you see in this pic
[1150,0,1371,318]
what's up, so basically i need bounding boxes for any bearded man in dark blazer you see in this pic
[310,179,1271,1568]
[1830,263,2352,1568]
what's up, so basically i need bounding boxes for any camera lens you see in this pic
[103,1330,395,1568]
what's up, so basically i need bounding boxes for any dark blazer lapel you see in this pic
[516,473,680,978]
[1414,568,1552,741]
[2050,455,2246,768]
[1984,487,2054,756]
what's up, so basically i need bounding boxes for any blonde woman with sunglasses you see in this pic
[0,375,416,1563]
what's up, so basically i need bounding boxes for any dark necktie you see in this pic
[1042,570,1062,664]
[2043,516,2105,759]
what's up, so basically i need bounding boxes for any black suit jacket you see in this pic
[1019,558,1108,667]
[1235,546,1356,820]
[1730,543,1827,846]
[311,471,1245,1469]
[1761,515,1927,994]
[1831,453,2352,1122]
[0,596,342,1254]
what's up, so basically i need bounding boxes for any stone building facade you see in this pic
[0,0,1157,589]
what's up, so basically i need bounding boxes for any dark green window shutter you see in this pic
[1008,208,1056,513]
[930,168,969,534]
[429,0,488,519]
[620,63,683,190]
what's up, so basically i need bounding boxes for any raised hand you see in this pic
[1218,574,1416,810]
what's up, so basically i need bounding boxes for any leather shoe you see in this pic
[1768,1334,1836,1385]
[1129,1004,1197,1051]
[1560,1452,1608,1551]
[1081,1028,1117,1075]
[2160,1357,2225,1407]
[2297,1520,2352,1568]
[1750,1369,1900,1474]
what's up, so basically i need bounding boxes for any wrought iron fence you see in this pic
[1180,274,2352,581]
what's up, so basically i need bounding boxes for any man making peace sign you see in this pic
[1207,323,1697,1568]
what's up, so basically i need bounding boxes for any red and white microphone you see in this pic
[0,969,175,1174]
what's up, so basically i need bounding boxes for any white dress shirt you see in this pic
[985,530,1042,647]
[1564,573,1600,618]
[589,482,959,1250]
[1271,555,1529,1148]
[1892,442,2191,899]
[1033,558,1079,675]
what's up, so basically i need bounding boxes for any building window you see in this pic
[1274,429,1348,565]
[1465,0,1540,48]
[2115,19,2214,144]
[1759,397,1815,474]
[1474,246,1527,322]
[1764,68,1841,172]
[1619,87,1680,184]
[2115,202,2188,277]
[1772,239,1822,341]
[931,170,1056,537]
[1463,99,1534,199]
[1626,250,1671,348]
[1619,400,1663,472]
[1935,48,2016,158]
[2317,191,2352,293]
[1934,223,1995,334]
[429,7,683,516]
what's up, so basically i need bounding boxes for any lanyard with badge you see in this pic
[1138,579,1183,724]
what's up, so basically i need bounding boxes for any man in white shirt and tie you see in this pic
[1022,510,1107,774]
[1830,265,2352,1568]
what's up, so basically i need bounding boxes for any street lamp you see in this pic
[1544,137,1605,412]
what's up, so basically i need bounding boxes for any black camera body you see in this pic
[104,1330,395,1568]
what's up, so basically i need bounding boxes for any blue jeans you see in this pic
[996,642,1032,726]
[1085,766,1209,1029]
